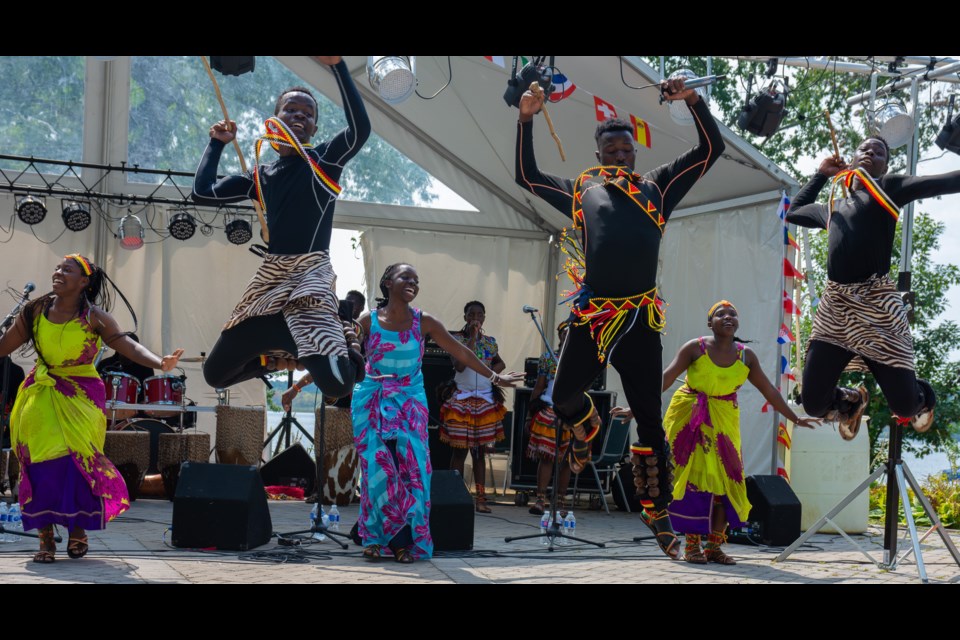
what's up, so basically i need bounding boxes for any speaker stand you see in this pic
[774,424,960,583]
[504,309,604,551]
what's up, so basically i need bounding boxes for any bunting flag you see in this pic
[777,466,790,481]
[594,96,618,121]
[483,56,506,68]
[761,401,772,413]
[783,290,800,315]
[783,258,806,280]
[777,323,795,344]
[630,113,652,148]
[777,422,792,448]
[550,72,577,101]
[777,193,791,220]
[784,227,800,251]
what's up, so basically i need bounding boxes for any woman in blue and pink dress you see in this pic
[351,263,522,563]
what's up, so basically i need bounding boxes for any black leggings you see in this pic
[203,313,356,399]
[801,340,935,418]
[552,310,664,445]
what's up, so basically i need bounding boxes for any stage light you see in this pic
[16,195,47,225]
[61,201,91,232]
[367,56,416,105]
[225,214,252,245]
[667,69,709,127]
[168,208,197,241]
[873,102,914,148]
[934,96,960,155]
[118,214,144,250]
[210,56,255,76]
[737,84,787,137]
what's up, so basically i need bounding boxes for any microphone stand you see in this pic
[505,308,604,550]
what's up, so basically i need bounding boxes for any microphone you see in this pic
[659,74,726,103]
[22,282,35,297]
[522,305,539,314]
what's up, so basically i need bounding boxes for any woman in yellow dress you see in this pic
[0,254,182,563]
[616,301,817,564]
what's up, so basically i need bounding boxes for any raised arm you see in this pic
[661,339,699,393]
[515,90,575,216]
[191,121,255,206]
[647,91,726,220]
[315,57,371,168]
[884,169,960,207]
[91,308,183,372]
[743,347,818,428]
[421,313,521,386]
[785,157,842,229]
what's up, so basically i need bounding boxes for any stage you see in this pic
[1,497,957,584]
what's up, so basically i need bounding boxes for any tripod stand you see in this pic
[504,308,605,551]
[275,380,351,549]
[263,371,312,457]
[775,423,960,583]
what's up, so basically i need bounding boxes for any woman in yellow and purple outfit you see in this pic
[0,254,182,563]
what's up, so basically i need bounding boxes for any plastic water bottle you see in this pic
[8,504,21,542]
[564,511,577,542]
[310,504,326,541]
[540,510,551,545]
[328,504,340,531]
[0,503,9,542]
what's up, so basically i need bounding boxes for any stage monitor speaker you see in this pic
[172,462,273,551]
[430,470,474,551]
[735,474,801,547]
[260,443,316,495]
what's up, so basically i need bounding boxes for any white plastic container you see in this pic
[788,414,870,534]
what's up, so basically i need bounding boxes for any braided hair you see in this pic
[375,263,407,309]
[463,300,485,315]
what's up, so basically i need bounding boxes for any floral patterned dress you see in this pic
[351,309,433,558]
[10,309,130,531]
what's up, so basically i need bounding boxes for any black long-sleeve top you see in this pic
[787,169,960,283]
[516,98,725,297]
[191,60,370,255]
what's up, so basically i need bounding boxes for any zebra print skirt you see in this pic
[809,274,914,371]
[223,251,347,359]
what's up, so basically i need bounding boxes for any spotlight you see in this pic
[872,102,914,149]
[168,208,197,241]
[737,82,787,137]
[225,214,252,245]
[118,214,144,250]
[210,56,255,76]
[61,201,91,232]
[934,95,960,155]
[367,56,416,105]
[667,69,709,127]
[16,195,47,225]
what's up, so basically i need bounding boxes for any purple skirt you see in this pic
[20,455,106,531]
[667,488,745,536]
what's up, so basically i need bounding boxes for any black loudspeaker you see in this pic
[259,443,317,495]
[209,56,256,76]
[422,352,455,472]
[430,470,474,551]
[172,462,273,551]
[524,357,540,387]
[736,474,801,547]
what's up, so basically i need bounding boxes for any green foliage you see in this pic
[869,474,960,530]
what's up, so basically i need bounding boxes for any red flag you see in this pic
[594,96,618,121]
[783,258,805,280]
[630,113,652,148]
[483,56,505,67]
[777,467,790,481]
[783,290,800,315]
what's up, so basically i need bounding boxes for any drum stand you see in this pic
[263,371,312,457]
[504,309,605,551]
[775,424,960,583]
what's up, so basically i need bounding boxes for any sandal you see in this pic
[33,527,56,564]
[475,495,492,514]
[393,546,415,564]
[67,531,89,559]
[528,496,546,516]
[683,534,708,564]
[704,531,736,565]
[837,386,869,441]
[362,544,382,561]
[639,509,680,560]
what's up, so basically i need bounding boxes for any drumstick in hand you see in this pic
[529,82,566,162]
[824,109,848,198]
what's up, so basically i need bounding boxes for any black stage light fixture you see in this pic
[210,56,255,76]
[935,95,960,155]
[168,209,197,241]
[61,200,91,232]
[503,56,555,109]
[225,215,252,245]
[737,84,787,137]
[16,195,47,225]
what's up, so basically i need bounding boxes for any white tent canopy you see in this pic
[1,55,799,476]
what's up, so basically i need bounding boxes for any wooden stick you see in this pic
[824,109,848,197]
[200,56,269,243]
[529,82,566,162]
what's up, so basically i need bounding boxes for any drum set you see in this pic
[101,358,213,500]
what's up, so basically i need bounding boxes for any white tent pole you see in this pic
[772,188,788,475]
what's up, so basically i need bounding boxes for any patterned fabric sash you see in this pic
[568,285,665,363]
[672,385,739,468]
[829,168,900,222]
[571,165,665,234]
[809,274,914,371]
